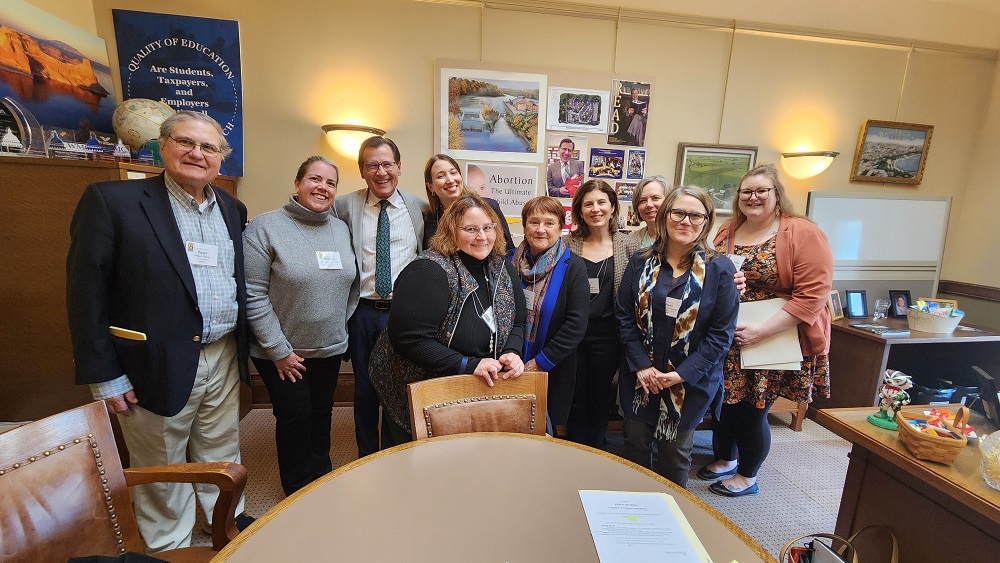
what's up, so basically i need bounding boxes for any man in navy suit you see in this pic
[67,110,252,552]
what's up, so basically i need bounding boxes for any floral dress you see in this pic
[716,236,831,408]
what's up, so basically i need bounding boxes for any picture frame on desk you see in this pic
[888,290,912,318]
[844,290,868,319]
[828,290,844,321]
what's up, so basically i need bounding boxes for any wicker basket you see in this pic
[895,410,967,465]
[906,308,963,333]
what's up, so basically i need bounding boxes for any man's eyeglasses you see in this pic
[460,223,497,235]
[364,161,397,173]
[737,187,775,200]
[667,209,708,225]
[169,135,222,157]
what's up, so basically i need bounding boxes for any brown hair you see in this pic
[569,179,618,239]
[730,163,806,229]
[423,154,474,211]
[648,185,719,269]
[429,194,507,257]
[295,155,338,182]
[521,196,565,226]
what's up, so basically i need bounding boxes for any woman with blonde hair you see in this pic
[701,163,833,497]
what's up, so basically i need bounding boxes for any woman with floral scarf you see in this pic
[513,196,590,434]
[615,185,739,487]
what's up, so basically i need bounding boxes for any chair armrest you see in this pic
[125,462,247,550]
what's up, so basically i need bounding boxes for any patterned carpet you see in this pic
[198,407,851,558]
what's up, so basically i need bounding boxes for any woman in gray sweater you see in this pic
[244,155,358,495]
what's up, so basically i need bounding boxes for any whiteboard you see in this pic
[806,192,950,266]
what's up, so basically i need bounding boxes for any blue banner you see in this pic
[113,10,243,176]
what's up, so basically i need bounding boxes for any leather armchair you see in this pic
[407,371,548,439]
[0,401,246,563]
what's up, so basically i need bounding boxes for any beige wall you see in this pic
[22,0,1000,287]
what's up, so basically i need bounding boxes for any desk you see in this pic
[213,433,771,562]
[816,318,1000,409]
[815,406,1000,561]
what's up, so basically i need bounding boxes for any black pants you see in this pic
[253,355,341,496]
[621,416,696,488]
[712,400,774,478]
[566,323,621,448]
[347,301,391,458]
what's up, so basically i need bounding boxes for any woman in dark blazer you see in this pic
[616,185,739,488]
[513,196,590,433]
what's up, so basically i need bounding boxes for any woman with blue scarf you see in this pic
[513,196,589,434]
[615,185,739,487]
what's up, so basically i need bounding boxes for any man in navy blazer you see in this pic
[67,111,251,551]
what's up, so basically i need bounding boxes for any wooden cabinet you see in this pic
[0,156,239,422]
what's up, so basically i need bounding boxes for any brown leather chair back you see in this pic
[0,401,144,562]
[407,372,548,439]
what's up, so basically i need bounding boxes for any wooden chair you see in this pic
[0,401,246,563]
[407,372,548,439]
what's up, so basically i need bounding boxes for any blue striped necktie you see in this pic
[375,199,391,298]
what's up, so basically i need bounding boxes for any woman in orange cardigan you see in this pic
[701,163,833,497]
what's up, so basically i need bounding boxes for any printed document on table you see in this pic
[737,298,803,370]
[578,490,711,563]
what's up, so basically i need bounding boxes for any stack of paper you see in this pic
[579,490,711,563]
[737,298,802,370]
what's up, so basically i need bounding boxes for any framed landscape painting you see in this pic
[674,143,757,214]
[850,120,933,185]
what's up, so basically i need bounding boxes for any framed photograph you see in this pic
[972,366,1000,425]
[674,143,758,215]
[439,67,546,163]
[589,148,624,179]
[828,290,844,321]
[844,290,868,319]
[546,87,610,134]
[888,290,912,318]
[850,119,933,185]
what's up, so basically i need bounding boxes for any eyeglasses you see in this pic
[667,209,708,225]
[169,135,222,157]
[460,223,497,235]
[364,161,397,173]
[738,187,775,200]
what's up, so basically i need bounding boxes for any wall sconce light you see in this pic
[321,124,386,136]
[781,150,840,179]
[322,123,386,159]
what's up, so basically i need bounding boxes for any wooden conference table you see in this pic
[815,406,1000,562]
[816,318,1000,409]
[213,433,771,562]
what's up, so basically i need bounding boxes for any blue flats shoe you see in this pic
[696,465,738,480]
[708,480,760,497]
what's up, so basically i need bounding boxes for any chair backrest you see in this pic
[0,401,144,561]
[407,371,548,439]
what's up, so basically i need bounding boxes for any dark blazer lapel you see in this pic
[139,175,198,302]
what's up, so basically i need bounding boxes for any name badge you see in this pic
[186,241,218,267]
[589,278,600,294]
[481,306,497,333]
[316,251,343,270]
[665,297,682,318]
[524,289,536,310]
[728,254,746,270]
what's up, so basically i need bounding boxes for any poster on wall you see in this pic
[441,67,546,163]
[626,149,645,179]
[464,162,539,219]
[608,80,650,147]
[589,147,624,179]
[545,132,588,197]
[113,10,244,176]
[546,86,610,134]
[0,0,117,152]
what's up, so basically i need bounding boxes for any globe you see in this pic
[112,99,175,150]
